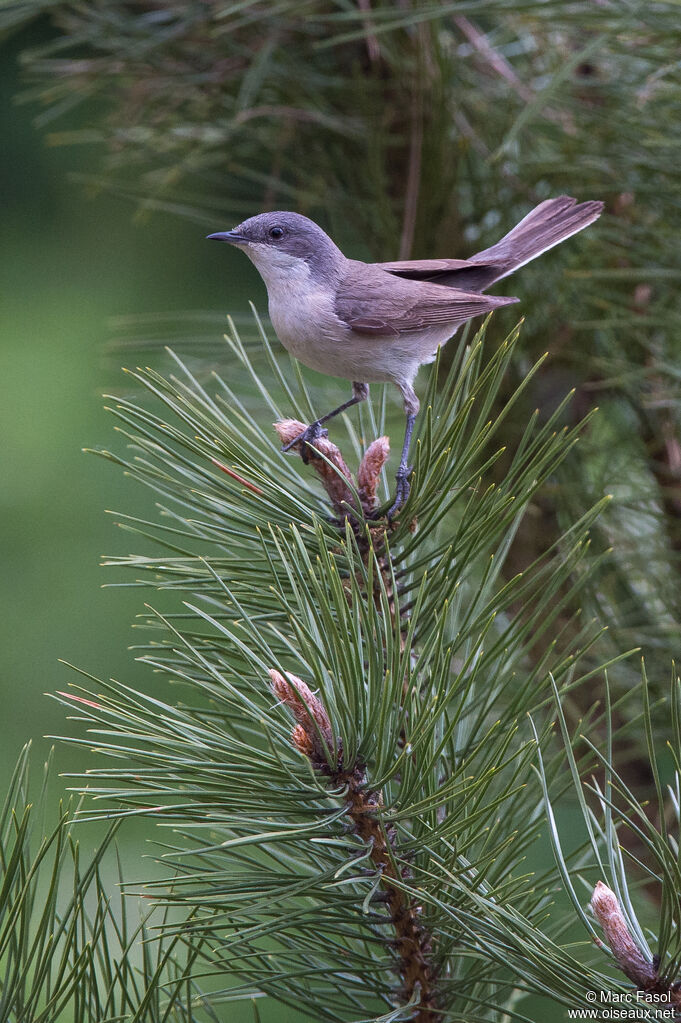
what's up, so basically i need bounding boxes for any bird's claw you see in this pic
[282,420,328,464]
[386,465,413,520]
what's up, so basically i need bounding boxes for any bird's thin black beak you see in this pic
[206,230,248,245]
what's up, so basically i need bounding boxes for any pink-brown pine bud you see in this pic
[269,669,333,761]
[590,882,656,987]
[273,420,356,515]
[291,723,315,757]
[273,419,307,447]
[357,436,390,513]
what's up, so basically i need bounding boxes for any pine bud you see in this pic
[273,419,308,447]
[590,881,656,987]
[273,420,356,515]
[358,436,390,514]
[269,669,333,761]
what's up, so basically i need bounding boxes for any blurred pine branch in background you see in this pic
[0,745,209,1021]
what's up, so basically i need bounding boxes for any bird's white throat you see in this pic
[241,242,340,372]
[243,243,312,293]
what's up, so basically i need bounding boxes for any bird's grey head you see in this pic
[207,211,343,285]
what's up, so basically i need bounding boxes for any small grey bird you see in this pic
[208,195,602,515]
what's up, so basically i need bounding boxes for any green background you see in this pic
[0,22,252,786]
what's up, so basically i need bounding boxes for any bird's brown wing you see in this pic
[335,263,518,337]
[374,257,508,292]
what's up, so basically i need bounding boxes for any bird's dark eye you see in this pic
[269,226,285,240]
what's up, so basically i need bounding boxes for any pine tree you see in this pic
[0,315,676,1021]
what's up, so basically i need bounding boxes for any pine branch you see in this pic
[270,668,436,1019]
[45,311,649,1020]
[533,666,681,1014]
[0,745,209,1023]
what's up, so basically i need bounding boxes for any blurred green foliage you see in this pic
[0,19,246,786]
[0,22,307,1020]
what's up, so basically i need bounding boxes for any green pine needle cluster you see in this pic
[0,746,207,1022]
[32,314,665,1021]
[2,311,681,1019]
[540,668,681,993]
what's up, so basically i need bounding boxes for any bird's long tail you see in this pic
[473,195,603,282]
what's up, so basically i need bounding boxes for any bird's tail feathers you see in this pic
[474,195,603,283]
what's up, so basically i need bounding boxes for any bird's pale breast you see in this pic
[249,243,454,387]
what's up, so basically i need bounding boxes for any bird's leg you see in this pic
[282,382,369,463]
[387,385,419,519]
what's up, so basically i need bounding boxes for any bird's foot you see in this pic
[386,465,413,520]
[282,420,328,464]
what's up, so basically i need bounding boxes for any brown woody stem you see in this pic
[341,765,437,1019]
[270,425,428,1010]
[269,669,438,1019]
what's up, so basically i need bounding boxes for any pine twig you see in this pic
[591,882,681,1010]
[274,418,390,520]
[269,669,438,1020]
